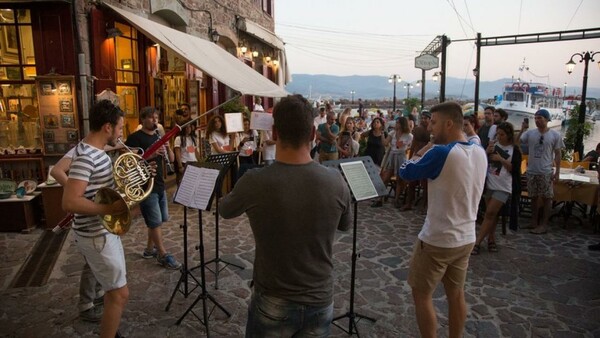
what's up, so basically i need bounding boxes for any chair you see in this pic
[571,161,590,170]
[560,160,574,169]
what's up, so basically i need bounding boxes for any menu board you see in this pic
[36,75,78,155]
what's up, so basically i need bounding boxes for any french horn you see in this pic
[94,94,241,235]
[95,146,154,235]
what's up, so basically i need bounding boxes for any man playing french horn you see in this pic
[62,100,129,338]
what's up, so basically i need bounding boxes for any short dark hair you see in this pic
[430,101,463,128]
[273,95,315,148]
[495,108,508,121]
[89,100,123,132]
[140,106,158,120]
[484,106,496,113]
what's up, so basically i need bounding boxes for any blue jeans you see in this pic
[245,291,333,338]
[139,190,169,228]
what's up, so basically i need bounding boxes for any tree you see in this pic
[562,104,592,160]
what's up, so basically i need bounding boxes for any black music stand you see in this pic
[165,205,201,311]
[323,157,387,337]
[171,162,231,336]
[199,152,244,289]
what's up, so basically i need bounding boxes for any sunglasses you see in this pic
[539,135,544,144]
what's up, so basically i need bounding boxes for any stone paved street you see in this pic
[1,184,599,337]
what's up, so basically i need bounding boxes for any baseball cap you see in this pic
[421,110,431,119]
[534,109,551,121]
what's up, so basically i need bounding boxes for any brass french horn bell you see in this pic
[94,150,154,235]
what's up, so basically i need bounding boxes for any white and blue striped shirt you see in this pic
[69,142,114,237]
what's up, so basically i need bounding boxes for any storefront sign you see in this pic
[414,54,439,70]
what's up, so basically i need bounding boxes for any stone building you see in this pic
[0,0,287,231]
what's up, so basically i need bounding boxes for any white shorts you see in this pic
[74,233,127,291]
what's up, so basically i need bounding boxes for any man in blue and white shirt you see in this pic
[63,100,128,338]
[399,101,487,338]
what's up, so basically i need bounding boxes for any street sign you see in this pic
[415,54,439,70]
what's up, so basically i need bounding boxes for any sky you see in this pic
[274,0,600,93]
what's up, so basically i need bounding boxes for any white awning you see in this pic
[107,4,288,98]
[240,19,285,50]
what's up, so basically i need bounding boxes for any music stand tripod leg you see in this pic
[177,210,231,334]
[166,206,201,311]
[332,202,376,336]
[203,192,244,290]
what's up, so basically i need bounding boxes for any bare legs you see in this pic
[530,196,551,233]
[148,226,167,256]
[475,197,503,247]
[412,285,467,338]
[100,286,128,338]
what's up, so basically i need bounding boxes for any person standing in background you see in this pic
[125,107,181,269]
[519,109,564,235]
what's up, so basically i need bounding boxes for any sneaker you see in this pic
[93,295,104,307]
[80,306,103,322]
[157,253,182,270]
[142,247,157,259]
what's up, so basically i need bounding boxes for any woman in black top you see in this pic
[361,117,388,166]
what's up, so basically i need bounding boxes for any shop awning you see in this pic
[107,4,288,98]
[239,18,285,50]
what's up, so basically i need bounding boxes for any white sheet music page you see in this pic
[340,161,378,201]
[174,166,220,210]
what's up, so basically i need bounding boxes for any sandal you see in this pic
[471,244,480,255]
[488,242,498,252]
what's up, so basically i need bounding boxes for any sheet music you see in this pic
[340,161,378,201]
[250,111,274,131]
[174,166,220,210]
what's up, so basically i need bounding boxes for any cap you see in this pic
[421,110,431,119]
[534,109,551,121]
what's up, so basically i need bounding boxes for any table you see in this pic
[552,168,599,226]
[38,182,67,229]
[0,191,42,232]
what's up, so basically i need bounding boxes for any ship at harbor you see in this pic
[495,81,565,130]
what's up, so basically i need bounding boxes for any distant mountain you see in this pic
[284,74,600,101]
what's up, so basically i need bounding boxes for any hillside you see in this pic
[284,74,600,101]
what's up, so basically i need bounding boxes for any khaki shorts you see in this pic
[407,239,474,293]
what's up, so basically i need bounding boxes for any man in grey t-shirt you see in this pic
[520,109,564,234]
[220,94,352,337]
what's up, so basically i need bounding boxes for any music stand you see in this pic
[165,205,201,311]
[171,162,231,335]
[200,152,244,289]
[323,157,387,337]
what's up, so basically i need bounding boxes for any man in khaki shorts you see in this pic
[399,102,487,338]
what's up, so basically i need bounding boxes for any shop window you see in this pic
[116,86,137,118]
[0,9,36,81]
[114,22,139,85]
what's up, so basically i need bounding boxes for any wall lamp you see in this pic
[106,27,124,39]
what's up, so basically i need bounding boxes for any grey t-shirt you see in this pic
[219,161,352,306]
[520,128,564,174]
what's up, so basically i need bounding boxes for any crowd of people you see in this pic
[54,94,599,337]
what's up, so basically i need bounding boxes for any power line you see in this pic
[565,0,584,30]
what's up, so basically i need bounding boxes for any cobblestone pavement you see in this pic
[1,186,599,337]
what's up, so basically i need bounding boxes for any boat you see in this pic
[495,81,565,130]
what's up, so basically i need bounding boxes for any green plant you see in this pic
[562,104,592,160]
[221,98,249,115]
